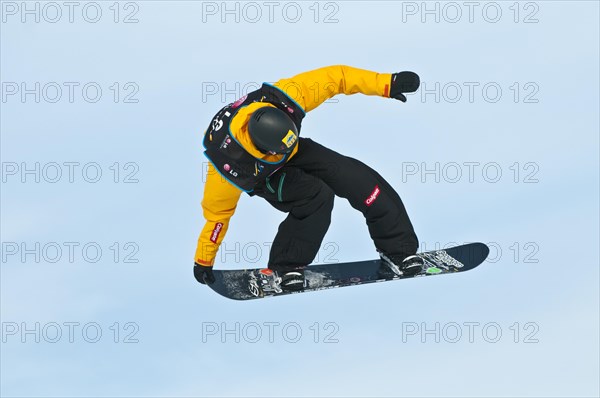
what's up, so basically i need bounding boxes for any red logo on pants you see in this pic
[365,185,380,206]
[210,222,224,243]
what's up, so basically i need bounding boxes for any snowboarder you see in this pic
[195,65,423,291]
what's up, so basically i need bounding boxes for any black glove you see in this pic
[194,263,215,285]
[390,71,420,102]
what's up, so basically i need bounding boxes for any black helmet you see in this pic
[248,107,298,154]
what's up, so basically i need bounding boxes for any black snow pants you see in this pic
[253,138,418,270]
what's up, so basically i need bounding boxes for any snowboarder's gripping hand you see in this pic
[194,262,215,285]
[389,72,420,102]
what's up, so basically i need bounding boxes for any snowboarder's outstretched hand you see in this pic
[194,263,215,285]
[390,71,420,102]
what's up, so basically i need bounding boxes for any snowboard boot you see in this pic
[279,269,306,292]
[379,252,424,277]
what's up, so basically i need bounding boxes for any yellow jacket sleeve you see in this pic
[273,65,393,113]
[194,162,242,266]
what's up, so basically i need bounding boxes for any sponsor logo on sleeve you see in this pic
[210,222,224,243]
[365,185,380,206]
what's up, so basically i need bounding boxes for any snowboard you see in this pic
[196,242,489,301]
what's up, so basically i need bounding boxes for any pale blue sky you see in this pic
[1,1,599,397]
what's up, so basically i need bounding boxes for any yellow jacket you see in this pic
[195,65,393,266]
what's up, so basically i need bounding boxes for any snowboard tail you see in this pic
[196,243,489,301]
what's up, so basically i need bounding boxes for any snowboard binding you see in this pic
[379,252,425,277]
[249,269,283,297]
[248,268,306,297]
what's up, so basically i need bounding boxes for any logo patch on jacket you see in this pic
[220,135,232,149]
[254,162,265,176]
[210,222,224,243]
[365,185,380,206]
[282,130,297,148]
[232,95,248,108]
